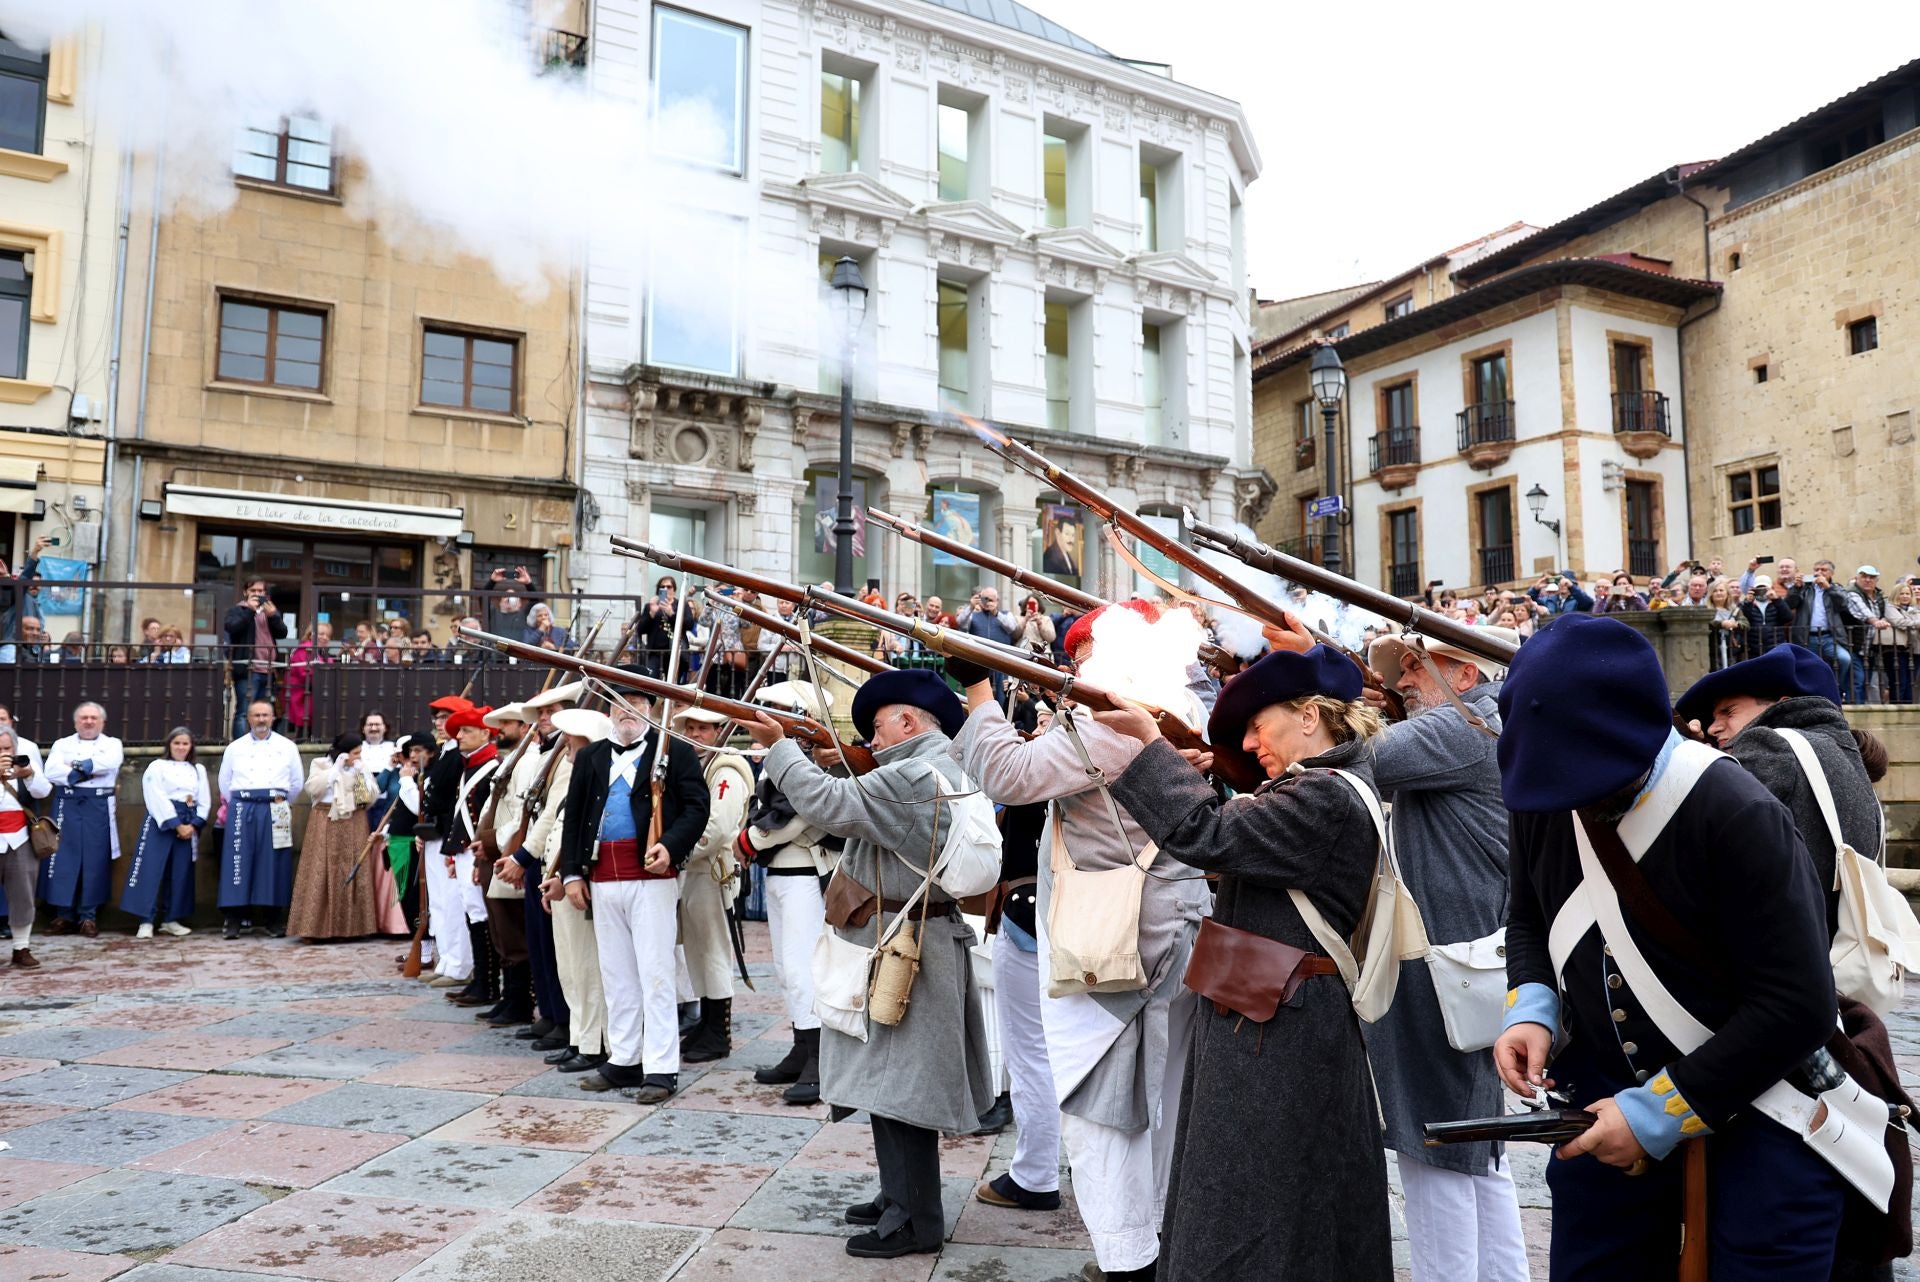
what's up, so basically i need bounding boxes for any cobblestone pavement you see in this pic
[0,926,1914,1281]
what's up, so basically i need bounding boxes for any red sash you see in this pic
[0,810,25,834]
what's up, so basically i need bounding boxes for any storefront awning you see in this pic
[0,457,39,513]
[162,484,464,539]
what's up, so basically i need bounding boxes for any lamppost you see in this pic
[1526,482,1563,565]
[1309,345,1347,576]
[828,256,869,597]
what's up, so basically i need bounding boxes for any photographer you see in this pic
[1527,572,1593,616]
[223,579,288,737]
[0,729,48,967]
[486,565,540,639]
[637,575,680,677]
[1013,595,1056,657]
[0,535,51,663]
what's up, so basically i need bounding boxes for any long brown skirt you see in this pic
[287,809,394,941]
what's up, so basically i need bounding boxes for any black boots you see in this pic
[782,1027,820,1105]
[681,998,731,1063]
[451,926,498,1007]
[754,1033,809,1085]
[485,962,535,1026]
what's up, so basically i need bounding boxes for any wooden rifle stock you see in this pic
[476,611,607,865]
[455,629,877,774]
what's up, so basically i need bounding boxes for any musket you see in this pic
[955,414,1399,712]
[1185,520,1520,668]
[496,609,611,866]
[476,610,606,867]
[458,629,879,775]
[607,537,1049,670]
[867,506,1244,674]
[680,595,758,988]
[644,576,694,870]
[700,590,889,677]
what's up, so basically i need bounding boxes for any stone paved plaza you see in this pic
[0,925,1914,1281]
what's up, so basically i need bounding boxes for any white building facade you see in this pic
[576,0,1266,606]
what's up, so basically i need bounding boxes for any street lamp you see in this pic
[1526,482,1563,565]
[828,256,869,597]
[1309,345,1347,576]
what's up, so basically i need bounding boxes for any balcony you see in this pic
[1457,400,1516,470]
[1478,544,1515,587]
[1280,533,1325,566]
[1368,426,1420,492]
[1628,538,1660,579]
[1613,390,1671,459]
[539,29,589,75]
[1388,563,1422,598]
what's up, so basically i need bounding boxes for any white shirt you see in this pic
[46,733,125,792]
[142,758,211,830]
[219,731,304,799]
[609,735,650,790]
[359,739,397,776]
[0,751,52,853]
[0,732,42,779]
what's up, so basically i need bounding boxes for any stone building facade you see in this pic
[575,0,1267,608]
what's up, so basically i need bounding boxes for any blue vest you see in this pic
[600,761,638,842]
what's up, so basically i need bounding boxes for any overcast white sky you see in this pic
[1034,0,1920,300]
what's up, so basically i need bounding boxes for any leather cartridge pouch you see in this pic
[1183,917,1333,1022]
[824,865,880,930]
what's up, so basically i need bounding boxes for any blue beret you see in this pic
[1497,614,1672,813]
[1208,645,1362,784]
[1674,642,1840,728]
[851,668,966,740]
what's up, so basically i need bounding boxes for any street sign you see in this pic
[1307,495,1345,519]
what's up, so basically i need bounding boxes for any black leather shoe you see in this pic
[579,1061,645,1091]
[223,921,240,941]
[485,1008,534,1028]
[555,1052,607,1073]
[544,1045,580,1066]
[844,1197,883,1226]
[530,1032,569,1052]
[514,1018,556,1041]
[474,1001,507,1021]
[972,1091,1014,1135]
[845,1228,940,1259]
[753,1040,807,1086]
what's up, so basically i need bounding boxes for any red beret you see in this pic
[444,706,494,733]
[1063,598,1163,660]
[429,695,474,713]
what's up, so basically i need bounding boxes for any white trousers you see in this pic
[423,841,472,981]
[593,876,681,1073]
[455,850,488,923]
[551,892,608,1056]
[1398,1153,1531,1282]
[1058,988,1196,1273]
[679,861,734,1000]
[995,931,1060,1194]
[765,873,824,1031]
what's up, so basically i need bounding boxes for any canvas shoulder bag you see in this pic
[1773,727,1920,1016]
[1042,708,1159,998]
[5,775,57,860]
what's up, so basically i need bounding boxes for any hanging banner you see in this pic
[929,491,980,566]
[1041,504,1084,578]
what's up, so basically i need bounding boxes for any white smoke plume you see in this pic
[3,0,804,339]
[1197,522,1393,658]
[1078,604,1204,727]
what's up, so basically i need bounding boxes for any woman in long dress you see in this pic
[287,733,405,940]
[123,727,209,939]
[1095,644,1395,1281]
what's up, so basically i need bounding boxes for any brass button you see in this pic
[1607,974,1623,990]
[1612,1008,1628,1023]
[1636,1069,1651,1083]
[1622,1041,1639,1056]
[1084,972,1098,986]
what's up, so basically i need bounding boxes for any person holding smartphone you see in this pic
[0,727,50,967]
[223,579,287,738]
[0,534,51,663]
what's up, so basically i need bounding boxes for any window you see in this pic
[1729,251,1743,272]
[1325,322,1350,340]
[1043,132,1068,227]
[1142,322,1163,446]
[420,327,518,414]
[652,5,748,173]
[1727,464,1782,535]
[1137,144,1182,254]
[936,91,985,202]
[1384,293,1413,321]
[1381,381,1414,432]
[937,278,970,406]
[1612,341,1646,394]
[1754,363,1769,384]
[1138,159,1158,252]
[1625,479,1659,578]
[1387,508,1420,597]
[1814,111,1885,171]
[646,215,745,376]
[0,33,47,155]
[819,68,860,173]
[1297,397,1316,442]
[216,298,326,390]
[0,250,26,380]
[1475,488,1515,586]
[233,116,336,193]
[1849,316,1878,355]
[1472,352,1510,405]
[937,103,968,199]
[1044,301,1070,434]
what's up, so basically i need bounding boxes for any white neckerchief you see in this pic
[610,735,648,790]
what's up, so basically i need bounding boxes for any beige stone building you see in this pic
[0,28,114,641]
[1252,59,1920,595]
[103,36,584,647]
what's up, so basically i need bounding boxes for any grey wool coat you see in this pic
[1111,736,1392,1282]
[1724,696,1883,940]
[1362,682,1509,1175]
[764,732,995,1134]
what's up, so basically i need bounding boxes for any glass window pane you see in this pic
[286,162,331,190]
[286,138,331,167]
[937,103,968,201]
[654,7,746,172]
[1141,322,1162,446]
[287,116,330,143]
[423,330,465,358]
[1732,507,1754,536]
[277,359,321,389]
[1758,499,1781,529]
[647,216,742,376]
[219,352,268,382]
[0,295,24,380]
[472,338,514,368]
[470,384,511,412]
[276,334,322,366]
[1138,161,1158,252]
[1758,465,1779,495]
[820,71,857,174]
[1044,302,1069,434]
[277,310,323,339]
[223,302,270,333]
[0,72,41,154]
[1043,134,1068,228]
[0,250,23,284]
[421,378,465,406]
[937,280,968,401]
[470,360,512,389]
[220,326,269,359]
[1728,472,1752,503]
[422,353,466,384]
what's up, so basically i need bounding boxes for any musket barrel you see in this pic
[699,589,890,675]
[867,508,1107,613]
[1187,520,1519,666]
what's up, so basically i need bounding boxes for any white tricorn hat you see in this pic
[755,680,833,721]
[671,705,733,726]
[524,681,586,710]
[550,707,614,742]
[482,702,533,729]
[1367,626,1520,686]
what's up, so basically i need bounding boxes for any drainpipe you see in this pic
[1668,167,1717,559]
[101,148,134,641]
[123,153,164,635]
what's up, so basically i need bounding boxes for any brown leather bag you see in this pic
[824,865,879,930]
[1183,917,1339,1022]
[6,776,56,860]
